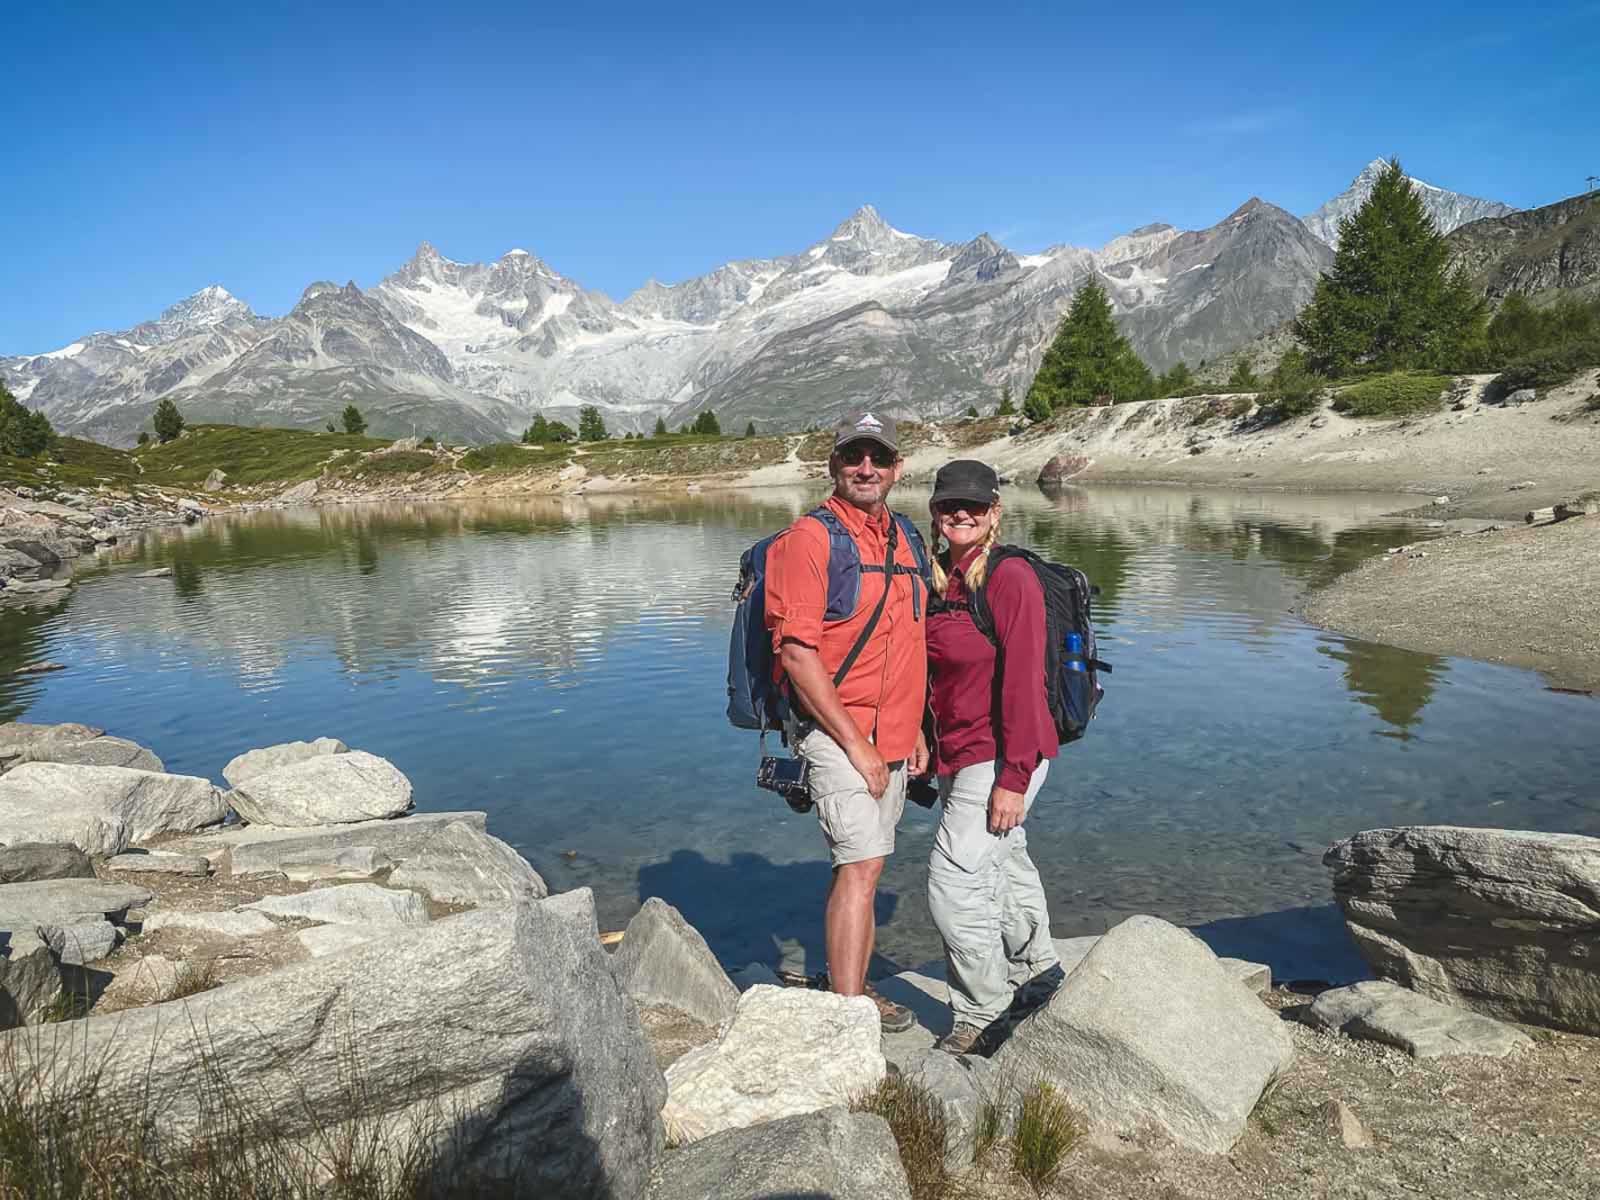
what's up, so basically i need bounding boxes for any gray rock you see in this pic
[0,763,225,856]
[0,721,104,769]
[5,578,72,594]
[0,878,153,929]
[221,737,348,788]
[1325,826,1600,1034]
[15,734,164,773]
[0,547,47,581]
[277,479,318,504]
[3,891,666,1197]
[40,918,120,965]
[1220,957,1273,994]
[176,498,205,515]
[203,469,228,493]
[386,819,547,905]
[1303,981,1533,1059]
[647,1107,911,1200]
[278,843,393,882]
[175,810,487,874]
[1507,388,1537,404]
[1321,1099,1375,1150]
[0,930,63,1028]
[991,915,1294,1154]
[663,985,885,1144]
[227,751,412,826]
[0,842,94,884]
[138,567,173,578]
[105,851,211,877]
[612,898,739,1030]
[0,538,58,566]
[297,922,388,958]
[904,1047,1000,1170]
[141,909,278,939]
[244,883,429,927]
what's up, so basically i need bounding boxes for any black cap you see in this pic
[930,459,1000,506]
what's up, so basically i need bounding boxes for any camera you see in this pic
[757,754,813,813]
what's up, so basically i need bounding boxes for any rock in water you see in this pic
[990,915,1294,1154]
[647,1108,911,1200]
[0,842,94,885]
[244,882,429,927]
[15,735,164,773]
[1303,980,1532,1059]
[1037,453,1091,485]
[662,985,884,1144]
[221,737,348,788]
[0,764,225,856]
[3,891,666,1197]
[612,898,740,1030]
[1325,826,1600,1035]
[227,751,412,826]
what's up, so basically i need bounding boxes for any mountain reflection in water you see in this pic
[3,484,1595,981]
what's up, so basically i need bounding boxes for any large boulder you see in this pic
[1037,453,1091,486]
[613,898,740,1030]
[244,882,429,927]
[227,751,412,826]
[0,878,153,929]
[0,930,63,1027]
[0,842,94,884]
[14,734,164,773]
[0,722,104,770]
[662,985,884,1144]
[2,890,666,1196]
[647,1108,911,1200]
[991,915,1294,1155]
[1325,826,1600,1034]
[0,764,226,856]
[221,737,348,788]
[387,820,548,905]
[40,919,120,965]
[1304,981,1533,1059]
[903,1048,1000,1171]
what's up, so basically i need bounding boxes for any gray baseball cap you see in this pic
[833,410,899,454]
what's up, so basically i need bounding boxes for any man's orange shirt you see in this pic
[763,494,927,761]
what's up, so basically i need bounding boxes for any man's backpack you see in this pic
[965,545,1111,744]
[727,508,930,732]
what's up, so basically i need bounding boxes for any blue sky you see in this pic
[4,0,1597,354]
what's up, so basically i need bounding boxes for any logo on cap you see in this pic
[855,412,884,432]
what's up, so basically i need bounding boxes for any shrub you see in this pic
[1487,337,1600,401]
[1331,371,1451,418]
[1010,1082,1083,1195]
[964,405,978,418]
[997,383,1016,416]
[851,1076,948,1200]
[153,398,185,443]
[1255,349,1326,425]
[341,404,367,436]
[137,431,151,447]
[1227,358,1261,390]
[356,450,437,476]
[1023,391,1053,423]
[420,435,436,448]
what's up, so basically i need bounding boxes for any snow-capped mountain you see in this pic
[1302,158,1516,248]
[0,163,1524,445]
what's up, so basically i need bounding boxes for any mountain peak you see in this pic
[1303,160,1517,247]
[830,204,895,242]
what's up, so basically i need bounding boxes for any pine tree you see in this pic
[744,420,757,437]
[964,405,979,418]
[522,414,551,443]
[546,420,576,442]
[1027,280,1155,411]
[0,383,56,458]
[137,431,150,446]
[1227,358,1260,391]
[1293,159,1488,376]
[341,404,367,435]
[1023,390,1053,423]
[996,383,1016,416]
[1156,361,1196,397]
[578,405,608,441]
[153,398,185,443]
[653,415,668,437]
[690,410,721,436]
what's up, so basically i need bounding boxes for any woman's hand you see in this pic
[909,730,930,777]
[988,784,1025,835]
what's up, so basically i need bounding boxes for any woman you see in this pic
[923,458,1062,1055]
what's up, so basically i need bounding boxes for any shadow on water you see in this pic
[1189,904,1371,988]
[636,849,906,980]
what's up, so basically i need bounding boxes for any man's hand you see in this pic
[988,784,1025,835]
[909,730,930,777]
[847,742,890,800]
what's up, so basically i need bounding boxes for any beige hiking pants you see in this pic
[927,760,1058,1027]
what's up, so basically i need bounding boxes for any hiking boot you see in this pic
[864,983,916,1034]
[936,1022,987,1056]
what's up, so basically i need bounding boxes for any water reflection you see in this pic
[3,484,1595,980]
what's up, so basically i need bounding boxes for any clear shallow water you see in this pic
[4,486,1596,983]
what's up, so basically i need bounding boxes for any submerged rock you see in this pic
[662,985,884,1144]
[991,915,1294,1154]
[1325,826,1600,1035]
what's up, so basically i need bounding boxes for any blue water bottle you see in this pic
[1064,631,1085,671]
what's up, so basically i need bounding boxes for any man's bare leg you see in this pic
[825,857,884,994]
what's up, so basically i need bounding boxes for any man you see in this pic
[764,411,928,1034]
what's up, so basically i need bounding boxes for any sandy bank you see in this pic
[1303,515,1600,693]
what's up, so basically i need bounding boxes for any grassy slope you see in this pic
[133,424,390,486]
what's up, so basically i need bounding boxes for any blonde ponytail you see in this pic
[928,516,1001,597]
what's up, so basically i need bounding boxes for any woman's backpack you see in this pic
[966,546,1110,743]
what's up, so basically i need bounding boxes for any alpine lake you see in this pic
[6,483,1597,984]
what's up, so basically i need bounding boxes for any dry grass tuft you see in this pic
[1009,1081,1083,1196]
[167,958,221,1002]
[852,1075,951,1200]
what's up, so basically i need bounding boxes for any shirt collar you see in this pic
[825,493,891,534]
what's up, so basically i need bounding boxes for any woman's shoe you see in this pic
[935,1022,987,1055]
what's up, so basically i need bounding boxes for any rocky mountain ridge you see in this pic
[1301,158,1515,248]
[1,165,1526,444]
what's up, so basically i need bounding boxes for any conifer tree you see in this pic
[522,414,551,444]
[744,420,757,437]
[153,398,185,443]
[578,405,608,441]
[1293,159,1487,375]
[1028,280,1155,411]
[653,415,668,437]
[0,383,56,458]
[690,410,721,436]
[341,404,367,436]
[996,383,1016,416]
[1156,361,1196,397]
[1227,358,1261,390]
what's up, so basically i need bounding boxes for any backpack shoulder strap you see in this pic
[967,544,1031,643]
[805,507,861,621]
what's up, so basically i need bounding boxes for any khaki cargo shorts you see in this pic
[795,727,907,867]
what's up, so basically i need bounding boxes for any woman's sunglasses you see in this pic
[934,498,993,516]
[836,443,898,469]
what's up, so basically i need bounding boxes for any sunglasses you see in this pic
[836,443,898,469]
[934,498,993,516]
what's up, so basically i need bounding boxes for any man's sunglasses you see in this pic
[933,498,993,516]
[836,443,898,468]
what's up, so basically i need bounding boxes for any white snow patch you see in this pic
[505,248,530,256]
[115,338,149,353]
[41,342,85,360]
[1018,253,1057,269]
[10,378,38,401]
